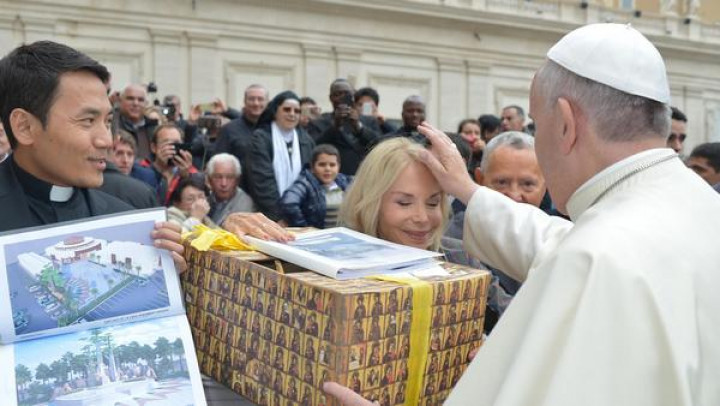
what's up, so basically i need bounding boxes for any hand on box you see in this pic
[222,212,294,243]
[151,221,187,273]
[323,382,378,406]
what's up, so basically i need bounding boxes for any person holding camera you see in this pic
[138,123,198,205]
[354,87,397,135]
[307,79,381,175]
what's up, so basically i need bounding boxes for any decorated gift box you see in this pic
[180,238,490,406]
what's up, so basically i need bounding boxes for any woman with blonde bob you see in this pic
[339,137,449,251]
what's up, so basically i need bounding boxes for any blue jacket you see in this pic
[279,168,352,228]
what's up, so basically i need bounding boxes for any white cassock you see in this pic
[445,148,720,406]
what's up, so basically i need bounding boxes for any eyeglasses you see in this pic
[281,106,301,114]
[668,133,686,143]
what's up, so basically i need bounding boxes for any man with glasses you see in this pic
[205,152,256,225]
[667,106,687,155]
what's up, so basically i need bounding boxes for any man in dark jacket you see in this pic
[99,160,158,209]
[116,83,158,161]
[307,79,381,175]
[213,84,268,177]
[0,40,185,271]
[383,95,426,144]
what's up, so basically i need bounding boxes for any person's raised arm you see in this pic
[417,121,572,281]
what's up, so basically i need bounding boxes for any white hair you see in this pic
[480,131,535,173]
[534,60,670,142]
[206,153,241,177]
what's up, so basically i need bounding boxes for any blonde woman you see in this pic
[339,137,449,251]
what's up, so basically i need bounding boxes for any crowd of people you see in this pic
[84,61,720,241]
[1,21,719,406]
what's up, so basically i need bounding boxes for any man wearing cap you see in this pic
[323,23,720,406]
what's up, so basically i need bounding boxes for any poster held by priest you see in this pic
[0,209,207,406]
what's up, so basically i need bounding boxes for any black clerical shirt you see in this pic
[0,156,133,233]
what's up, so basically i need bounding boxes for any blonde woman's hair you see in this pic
[339,137,449,251]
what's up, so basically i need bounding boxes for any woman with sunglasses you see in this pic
[246,91,315,222]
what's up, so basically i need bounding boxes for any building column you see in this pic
[437,58,467,131]
[150,29,189,110]
[302,44,334,110]
[188,33,219,105]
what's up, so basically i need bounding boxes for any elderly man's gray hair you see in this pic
[480,131,535,173]
[206,153,241,177]
[534,60,670,143]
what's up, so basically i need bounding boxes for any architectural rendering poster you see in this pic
[0,315,206,406]
[0,209,185,344]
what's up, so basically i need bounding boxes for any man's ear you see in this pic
[557,97,577,155]
[9,108,40,147]
[473,167,484,185]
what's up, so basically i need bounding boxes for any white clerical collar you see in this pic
[566,148,676,221]
[50,185,74,202]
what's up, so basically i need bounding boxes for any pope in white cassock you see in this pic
[323,23,720,406]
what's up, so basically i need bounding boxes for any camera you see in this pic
[147,81,158,94]
[197,115,222,136]
[340,92,354,107]
[173,142,193,155]
[160,103,177,120]
[167,142,192,166]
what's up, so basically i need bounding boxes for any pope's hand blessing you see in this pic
[417,122,479,205]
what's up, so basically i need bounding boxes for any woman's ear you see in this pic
[9,108,39,147]
[557,97,577,155]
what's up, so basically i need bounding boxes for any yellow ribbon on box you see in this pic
[370,275,432,406]
[182,224,254,252]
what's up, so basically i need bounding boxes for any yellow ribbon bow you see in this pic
[183,224,254,252]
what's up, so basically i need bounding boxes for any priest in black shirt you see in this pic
[0,40,186,271]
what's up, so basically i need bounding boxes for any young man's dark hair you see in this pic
[151,122,184,144]
[168,174,208,207]
[689,142,720,172]
[311,143,341,166]
[354,87,380,105]
[0,40,110,148]
[478,114,501,140]
[671,106,687,123]
[299,97,316,106]
[448,133,472,164]
[505,105,525,119]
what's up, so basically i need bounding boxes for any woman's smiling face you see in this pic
[377,161,443,249]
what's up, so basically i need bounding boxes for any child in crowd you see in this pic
[279,144,352,228]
